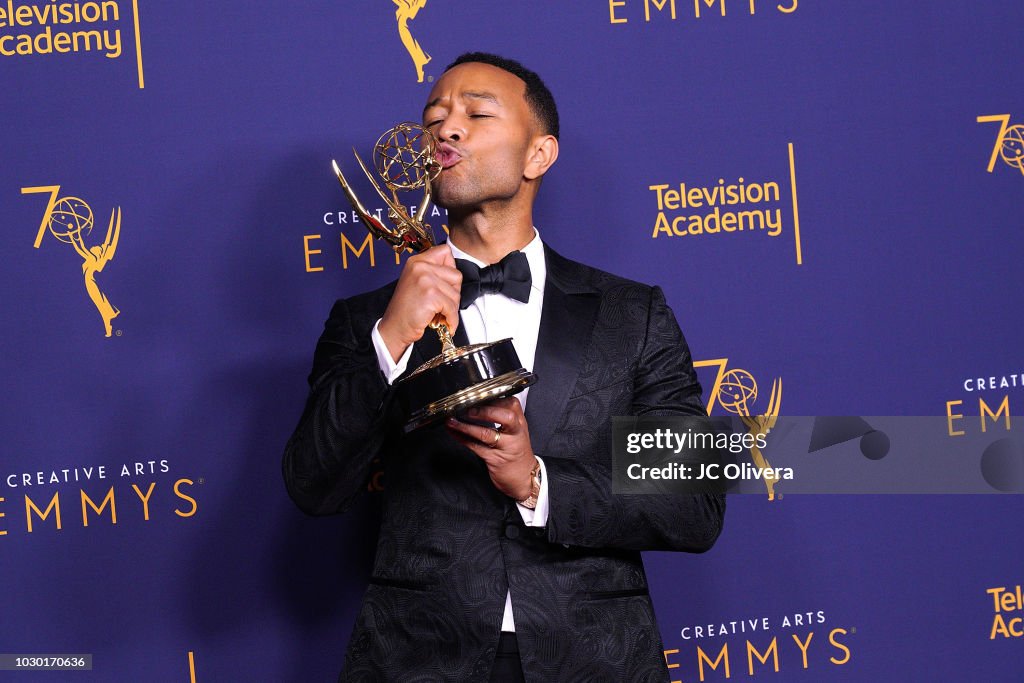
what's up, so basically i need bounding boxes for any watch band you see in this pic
[517,459,542,509]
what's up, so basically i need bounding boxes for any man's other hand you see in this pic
[446,397,537,501]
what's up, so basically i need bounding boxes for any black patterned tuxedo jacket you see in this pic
[284,244,726,682]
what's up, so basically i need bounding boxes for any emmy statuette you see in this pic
[332,123,536,431]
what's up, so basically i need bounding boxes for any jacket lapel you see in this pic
[524,245,601,457]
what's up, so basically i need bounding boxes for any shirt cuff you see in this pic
[371,318,413,385]
[516,456,548,527]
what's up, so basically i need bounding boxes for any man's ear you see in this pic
[524,135,559,180]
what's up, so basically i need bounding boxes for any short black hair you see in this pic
[445,52,560,140]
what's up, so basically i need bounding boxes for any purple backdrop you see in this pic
[2,2,1023,680]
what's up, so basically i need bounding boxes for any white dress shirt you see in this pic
[370,229,550,633]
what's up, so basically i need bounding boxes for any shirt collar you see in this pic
[446,228,546,294]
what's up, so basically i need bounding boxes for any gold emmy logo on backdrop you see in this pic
[332,123,536,431]
[697,359,783,499]
[977,114,1024,176]
[23,185,122,337]
[393,0,431,82]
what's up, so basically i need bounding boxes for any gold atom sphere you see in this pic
[373,122,441,191]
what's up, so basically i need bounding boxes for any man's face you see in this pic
[422,62,539,211]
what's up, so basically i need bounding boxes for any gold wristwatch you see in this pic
[517,459,542,509]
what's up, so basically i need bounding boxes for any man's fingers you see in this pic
[409,260,461,289]
[429,281,461,334]
[464,399,523,430]
[407,250,462,333]
[396,254,462,335]
[426,261,463,287]
[438,246,457,269]
[419,244,457,268]
[446,416,495,442]
[417,243,449,261]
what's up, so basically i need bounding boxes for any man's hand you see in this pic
[378,245,462,363]
[446,397,537,501]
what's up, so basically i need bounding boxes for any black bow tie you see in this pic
[455,250,532,309]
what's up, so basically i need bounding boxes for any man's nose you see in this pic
[437,117,464,143]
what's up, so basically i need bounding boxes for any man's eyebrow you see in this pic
[462,91,500,105]
[423,91,501,115]
[423,96,444,115]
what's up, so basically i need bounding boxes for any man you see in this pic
[284,53,725,682]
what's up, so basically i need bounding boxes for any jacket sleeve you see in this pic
[282,298,395,516]
[542,286,726,553]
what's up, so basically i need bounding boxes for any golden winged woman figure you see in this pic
[394,0,431,82]
[66,207,121,337]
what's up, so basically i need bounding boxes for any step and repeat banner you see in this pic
[3,2,1022,681]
